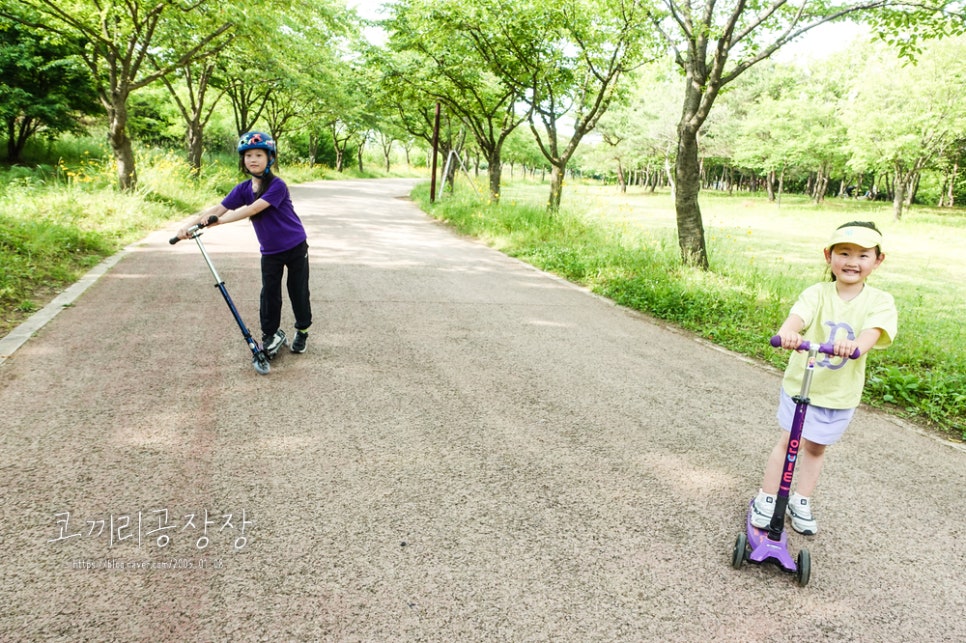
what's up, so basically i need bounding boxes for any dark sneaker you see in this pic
[262,329,287,359]
[750,490,776,529]
[291,330,308,354]
[786,493,818,535]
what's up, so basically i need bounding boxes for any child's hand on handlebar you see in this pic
[775,330,804,351]
[176,215,217,240]
[831,338,861,359]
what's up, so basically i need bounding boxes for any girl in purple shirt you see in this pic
[178,131,312,355]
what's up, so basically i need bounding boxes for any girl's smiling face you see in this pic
[243,149,269,175]
[825,242,884,285]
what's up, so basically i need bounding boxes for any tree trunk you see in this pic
[907,172,919,205]
[674,124,709,269]
[487,150,502,203]
[766,169,776,202]
[547,164,564,212]
[664,146,676,197]
[6,117,36,163]
[813,166,828,204]
[777,166,785,207]
[616,159,626,193]
[107,95,137,191]
[308,133,319,166]
[892,164,906,221]
[948,162,958,207]
[186,121,204,176]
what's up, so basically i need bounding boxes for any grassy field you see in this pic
[416,177,966,440]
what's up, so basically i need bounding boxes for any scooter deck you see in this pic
[745,499,798,572]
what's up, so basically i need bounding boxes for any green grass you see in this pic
[417,178,966,440]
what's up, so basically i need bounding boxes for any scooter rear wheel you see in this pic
[797,548,811,586]
[732,533,748,569]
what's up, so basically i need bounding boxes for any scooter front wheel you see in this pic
[797,548,811,586]
[732,533,748,569]
[252,354,271,375]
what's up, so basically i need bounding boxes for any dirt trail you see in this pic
[1,178,963,641]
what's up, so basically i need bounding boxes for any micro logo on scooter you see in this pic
[783,438,800,484]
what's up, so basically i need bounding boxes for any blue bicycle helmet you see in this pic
[237,131,276,175]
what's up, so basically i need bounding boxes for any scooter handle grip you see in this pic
[770,335,860,359]
[168,215,219,245]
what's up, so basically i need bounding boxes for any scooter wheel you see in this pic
[797,548,811,586]
[732,533,748,569]
[252,354,271,375]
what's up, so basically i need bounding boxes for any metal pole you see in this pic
[430,102,441,203]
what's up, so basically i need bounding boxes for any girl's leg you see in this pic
[760,431,790,495]
[260,253,285,338]
[760,433,826,496]
[791,439,827,497]
[285,242,312,331]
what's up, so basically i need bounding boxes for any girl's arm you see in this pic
[175,198,271,240]
[833,327,882,359]
[213,198,271,225]
[176,204,229,239]
[774,314,806,350]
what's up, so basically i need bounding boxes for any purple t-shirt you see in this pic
[222,177,307,255]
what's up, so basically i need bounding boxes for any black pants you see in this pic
[260,241,312,339]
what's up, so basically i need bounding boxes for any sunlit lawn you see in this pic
[499,180,965,342]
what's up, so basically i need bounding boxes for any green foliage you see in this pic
[415,181,966,440]
[0,16,100,161]
[0,147,224,332]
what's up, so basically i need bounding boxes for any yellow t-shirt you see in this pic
[782,282,898,409]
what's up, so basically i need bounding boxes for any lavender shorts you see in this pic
[777,388,856,446]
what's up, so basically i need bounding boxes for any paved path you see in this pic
[1,179,963,641]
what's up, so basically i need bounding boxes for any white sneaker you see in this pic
[787,493,818,535]
[262,329,287,359]
[750,490,776,529]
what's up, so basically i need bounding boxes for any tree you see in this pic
[505,0,656,211]
[729,61,852,203]
[845,36,966,219]
[597,63,684,193]
[218,53,276,138]
[0,18,99,161]
[157,58,225,175]
[4,0,233,190]
[367,47,463,187]
[382,0,530,203]
[653,0,903,268]
[501,127,548,179]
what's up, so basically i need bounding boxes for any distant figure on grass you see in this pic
[177,131,312,355]
[751,221,898,535]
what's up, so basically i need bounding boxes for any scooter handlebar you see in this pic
[770,335,860,359]
[169,215,219,245]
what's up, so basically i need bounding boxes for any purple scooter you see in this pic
[731,336,859,586]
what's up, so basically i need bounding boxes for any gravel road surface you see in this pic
[1,178,963,641]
